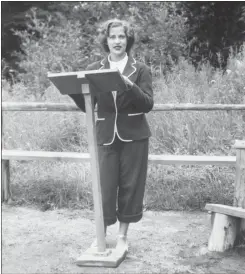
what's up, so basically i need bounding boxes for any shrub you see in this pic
[12,8,92,99]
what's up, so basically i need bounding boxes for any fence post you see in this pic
[233,140,245,244]
[2,160,11,203]
[233,140,245,208]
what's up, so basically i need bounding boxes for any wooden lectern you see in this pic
[48,69,127,267]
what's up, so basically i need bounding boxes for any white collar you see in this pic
[108,53,128,65]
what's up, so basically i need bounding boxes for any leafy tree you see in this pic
[1,2,50,61]
[12,8,90,98]
[181,1,245,68]
[3,1,245,75]
[6,2,187,78]
[126,2,187,73]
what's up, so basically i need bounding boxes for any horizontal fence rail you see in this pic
[2,102,245,112]
[2,150,236,166]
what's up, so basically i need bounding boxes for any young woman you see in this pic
[69,19,154,254]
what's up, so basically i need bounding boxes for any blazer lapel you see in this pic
[99,57,110,70]
[122,56,137,79]
[100,55,137,79]
[117,56,137,105]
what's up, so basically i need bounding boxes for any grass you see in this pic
[9,161,93,210]
[145,163,235,211]
[2,46,245,211]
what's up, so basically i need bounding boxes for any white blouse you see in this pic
[108,53,128,74]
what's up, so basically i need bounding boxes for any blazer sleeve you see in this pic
[68,64,97,113]
[129,64,154,113]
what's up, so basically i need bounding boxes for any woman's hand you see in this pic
[122,75,133,89]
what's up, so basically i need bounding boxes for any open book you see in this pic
[48,68,127,95]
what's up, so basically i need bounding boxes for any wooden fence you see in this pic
[2,103,245,208]
[2,102,245,111]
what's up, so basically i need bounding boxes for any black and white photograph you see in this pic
[2,1,245,273]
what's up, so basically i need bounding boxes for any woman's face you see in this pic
[107,26,127,60]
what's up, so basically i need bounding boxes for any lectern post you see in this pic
[81,83,106,252]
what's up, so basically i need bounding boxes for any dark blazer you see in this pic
[69,55,154,145]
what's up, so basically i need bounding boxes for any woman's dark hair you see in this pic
[98,19,135,54]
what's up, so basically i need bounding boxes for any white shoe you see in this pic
[116,235,129,253]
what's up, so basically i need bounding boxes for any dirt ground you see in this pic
[2,204,245,274]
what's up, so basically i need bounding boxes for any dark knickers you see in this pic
[97,135,149,226]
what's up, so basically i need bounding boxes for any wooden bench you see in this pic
[1,150,236,203]
[205,140,245,252]
[205,204,245,252]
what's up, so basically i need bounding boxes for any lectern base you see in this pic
[76,240,127,268]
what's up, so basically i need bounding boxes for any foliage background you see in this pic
[2,1,245,74]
